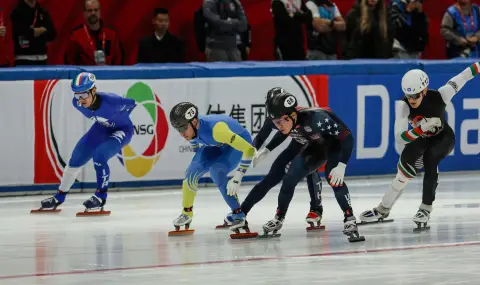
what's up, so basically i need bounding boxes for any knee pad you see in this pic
[397,158,418,179]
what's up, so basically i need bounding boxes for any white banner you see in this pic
[34,76,318,185]
[0,81,34,185]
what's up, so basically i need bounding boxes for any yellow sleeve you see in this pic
[212,122,255,173]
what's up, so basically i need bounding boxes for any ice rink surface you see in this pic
[0,173,480,285]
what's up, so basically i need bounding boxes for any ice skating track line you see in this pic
[0,241,479,280]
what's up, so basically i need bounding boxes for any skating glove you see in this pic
[419,117,441,133]
[252,148,270,168]
[329,162,346,187]
[227,170,244,196]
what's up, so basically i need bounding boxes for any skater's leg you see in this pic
[415,131,454,222]
[382,139,429,210]
[324,150,353,218]
[84,130,132,209]
[210,147,243,211]
[241,141,302,214]
[179,147,217,218]
[306,171,323,211]
[305,171,324,226]
[39,124,106,209]
[277,155,317,217]
[360,138,429,223]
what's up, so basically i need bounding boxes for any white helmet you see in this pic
[401,69,429,95]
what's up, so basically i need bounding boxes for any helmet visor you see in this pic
[405,91,422,100]
[74,91,90,100]
[173,123,189,133]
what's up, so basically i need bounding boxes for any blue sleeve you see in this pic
[311,111,354,164]
[117,97,137,114]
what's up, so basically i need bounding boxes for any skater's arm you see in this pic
[212,122,255,166]
[438,61,480,103]
[265,131,288,151]
[189,138,200,152]
[395,101,420,144]
[313,112,353,164]
[252,119,274,149]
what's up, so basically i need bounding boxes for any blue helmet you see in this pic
[71,72,96,93]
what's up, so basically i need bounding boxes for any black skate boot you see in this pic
[31,190,67,213]
[343,214,365,243]
[77,190,110,216]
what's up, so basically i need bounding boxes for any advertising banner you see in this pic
[328,73,480,176]
[32,75,327,186]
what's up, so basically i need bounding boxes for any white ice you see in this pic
[0,172,480,285]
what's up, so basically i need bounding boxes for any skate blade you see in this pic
[215,224,230,229]
[348,236,366,242]
[230,232,259,239]
[306,225,326,231]
[76,210,111,217]
[357,219,394,226]
[30,209,62,214]
[168,229,195,236]
[257,233,281,239]
[413,226,430,233]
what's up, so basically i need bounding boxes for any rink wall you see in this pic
[0,59,479,194]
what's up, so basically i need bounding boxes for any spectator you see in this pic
[305,0,345,60]
[343,0,393,59]
[237,24,251,60]
[65,0,123,66]
[203,0,248,62]
[137,8,184,63]
[389,0,429,59]
[0,10,9,67]
[441,0,480,59]
[271,0,312,60]
[10,0,56,66]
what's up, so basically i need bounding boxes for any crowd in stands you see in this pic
[0,0,479,67]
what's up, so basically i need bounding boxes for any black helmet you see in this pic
[267,92,298,119]
[170,102,198,132]
[265,87,286,104]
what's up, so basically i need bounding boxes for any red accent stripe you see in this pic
[474,63,479,74]
[0,241,478,280]
[299,75,316,106]
[405,131,416,141]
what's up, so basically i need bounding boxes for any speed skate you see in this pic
[76,207,111,217]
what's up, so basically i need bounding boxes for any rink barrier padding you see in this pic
[0,59,479,193]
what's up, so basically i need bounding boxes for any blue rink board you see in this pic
[1,59,479,192]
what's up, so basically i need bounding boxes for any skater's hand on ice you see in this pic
[329,162,346,187]
[252,148,270,168]
[227,171,244,196]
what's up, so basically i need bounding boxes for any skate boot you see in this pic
[227,210,259,239]
[305,206,325,231]
[31,190,67,213]
[259,214,284,238]
[76,190,110,216]
[413,203,431,232]
[168,207,195,236]
[216,209,245,230]
[359,203,394,225]
[343,215,365,242]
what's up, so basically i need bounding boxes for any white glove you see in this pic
[252,148,270,168]
[329,162,346,187]
[227,171,244,196]
[419,117,441,133]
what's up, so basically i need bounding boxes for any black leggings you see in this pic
[276,147,353,219]
[400,128,455,205]
[241,140,322,215]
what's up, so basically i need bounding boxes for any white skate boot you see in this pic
[359,204,394,225]
[343,216,365,242]
[168,212,194,236]
[260,214,283,238]
[413,203,431,232]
